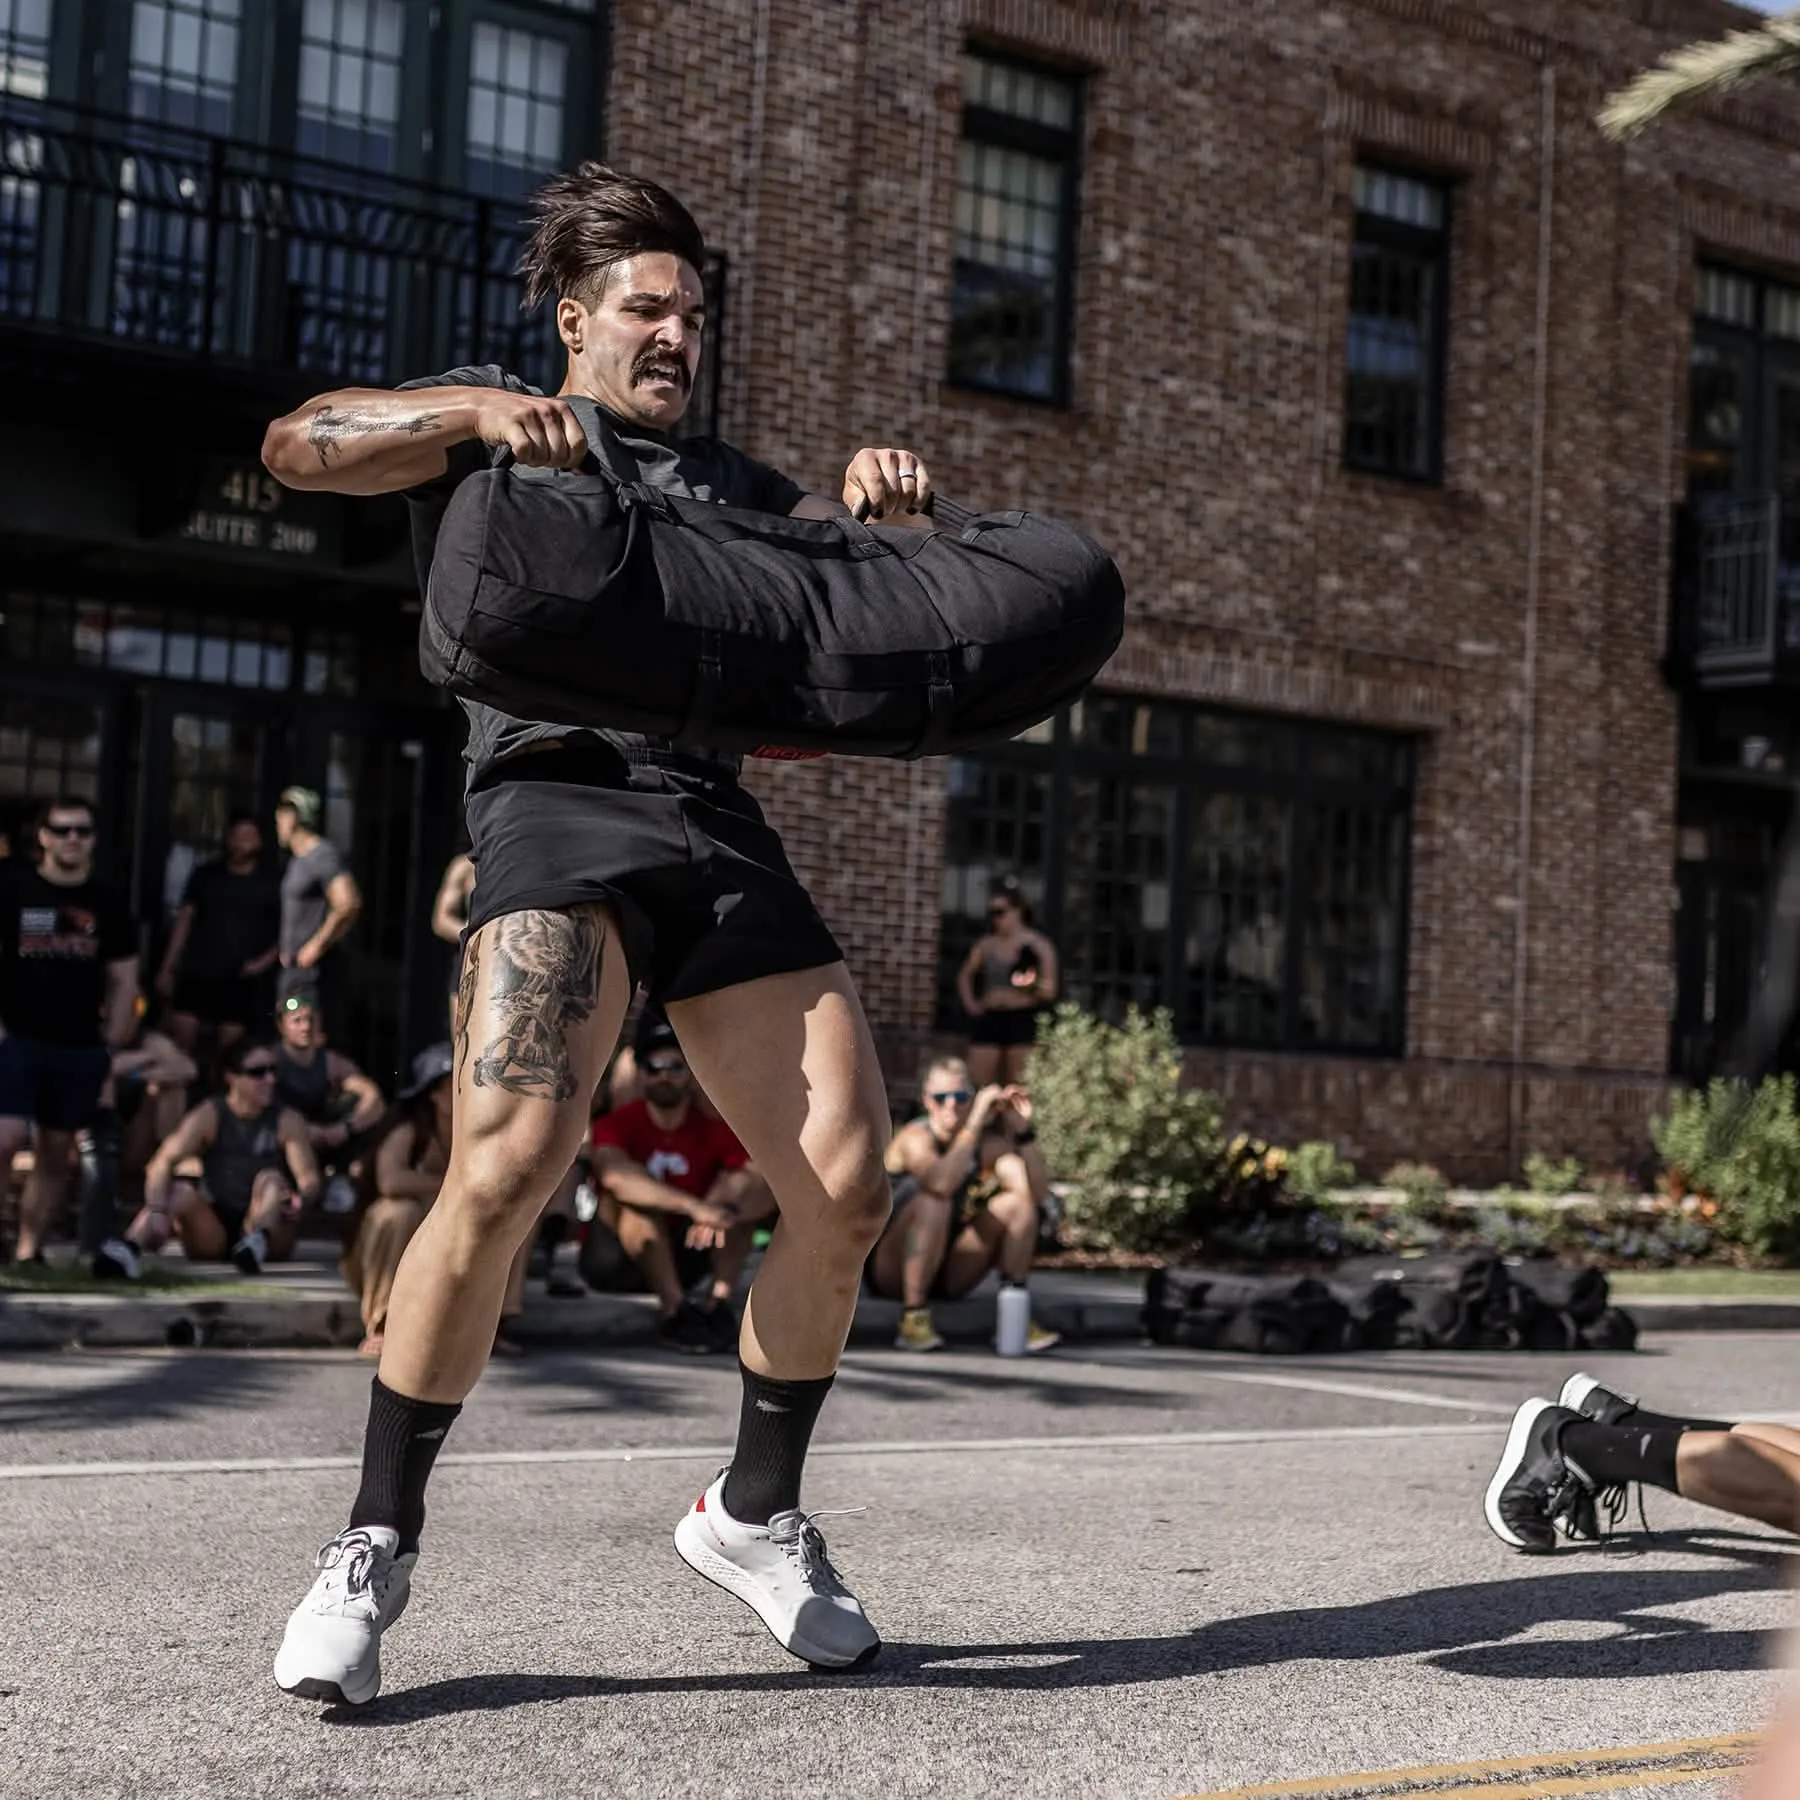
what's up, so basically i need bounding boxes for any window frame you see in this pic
[936,700,1415,1057]
[1343,162,1452,487]
[948,44,1084,409]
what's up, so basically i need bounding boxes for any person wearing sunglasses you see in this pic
[585,1009,775,1353]
[868,1055,1058,1354]
[0,795,140,1263]
[954,875,1059,1090]
[93,1034,322,1279]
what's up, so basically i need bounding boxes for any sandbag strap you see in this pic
[914,652,957,758]
[683,630,723,742]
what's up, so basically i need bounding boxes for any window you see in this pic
[465,21,569,200]
[0,0,50,99]
[1344,164,1450,482]
[127,0,239,132]
[297,0,405,171]
[937,699,1414,1054]
[0,693,103,804]
[950,50,1081,403]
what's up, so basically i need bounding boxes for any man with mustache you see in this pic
[260,163,935,1703]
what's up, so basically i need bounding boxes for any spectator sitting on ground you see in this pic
[585,1009,775,1354]
[345,1042,455,1359]
[272,981,386,1210]
[868,1054,1058,1355]
[94,1036,321,1279]
[90,1003,198,1244]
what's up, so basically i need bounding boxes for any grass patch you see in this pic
[0,1262,268,1299]
[1607,1267,1800,1300]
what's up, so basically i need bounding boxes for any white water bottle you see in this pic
[995,1283,1031,1357]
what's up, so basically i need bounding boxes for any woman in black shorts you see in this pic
[955,875,1060,1086]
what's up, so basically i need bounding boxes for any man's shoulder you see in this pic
[397,364,541,398]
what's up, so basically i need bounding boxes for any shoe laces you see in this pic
[310,1528,392,1618]
[768,1505,865,1589]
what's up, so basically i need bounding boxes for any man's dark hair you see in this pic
[226,808,260,831]
[518,162,707,311]
[35,793,95,833]
[221,1035,277,1076]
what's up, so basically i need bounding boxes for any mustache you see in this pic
[632,350,691,390]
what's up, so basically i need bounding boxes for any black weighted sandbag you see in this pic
[423,398,1126,759]
[1144,1268,1350,1355]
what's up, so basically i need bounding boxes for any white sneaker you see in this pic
[322,1175,359,1216]
[232,1228,268,1274]
[673,1470,880,1670]
[91,1238,141,1281]
[273,1525,417,1705]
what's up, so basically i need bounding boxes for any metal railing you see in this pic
[0,100,724,432]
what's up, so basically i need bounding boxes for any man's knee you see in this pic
[447,1107,585,1237]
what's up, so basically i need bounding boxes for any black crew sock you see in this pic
[721,1364,835,1526]
[1560,1419,1687,1496]
[348,1377,463,1554]
[1613,1403,1734,1436]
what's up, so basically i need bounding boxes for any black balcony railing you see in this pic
[1674,491,1800,686]
[0,100,724,433]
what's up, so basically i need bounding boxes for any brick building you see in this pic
[1,0,1794,1180]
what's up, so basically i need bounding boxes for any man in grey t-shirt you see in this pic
[274,786,361,1030]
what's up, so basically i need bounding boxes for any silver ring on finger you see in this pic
[898,469,918,483]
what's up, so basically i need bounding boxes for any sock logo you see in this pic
[754,1398,791,1414]
[414,1426,449,1442]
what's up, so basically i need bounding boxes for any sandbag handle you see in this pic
[914,652,957,759]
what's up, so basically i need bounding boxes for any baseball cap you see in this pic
[634,1007,681,1062]
[398,1040,455,1101]
[277,786,322,830]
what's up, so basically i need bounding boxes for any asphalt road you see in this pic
[1,1334,1796,1800]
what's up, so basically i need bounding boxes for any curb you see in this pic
[4,1288,1797,1353]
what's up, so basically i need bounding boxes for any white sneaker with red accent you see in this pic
[673,1470,881,1670]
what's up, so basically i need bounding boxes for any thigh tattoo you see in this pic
[458,909,606,1102]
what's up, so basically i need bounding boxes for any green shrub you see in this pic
[1522,1152,1584,1196]
[1286,1140,1358,1206]
[1381,1160,1450,1219]
[1029,1003,1224,1252]
[1652,1077,1800,1261]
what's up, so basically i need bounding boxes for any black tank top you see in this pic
[275,1046,331,1121]
[203,1098,285,1208]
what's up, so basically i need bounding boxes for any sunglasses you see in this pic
[43,823,95,839]
[643,1056,688,1077]
[927,1087,973,1106]
[239,1063,279,1078]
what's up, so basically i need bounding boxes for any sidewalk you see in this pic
[2,1241,1796,1351]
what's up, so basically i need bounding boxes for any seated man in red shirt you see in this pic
[588,1010,776,1353]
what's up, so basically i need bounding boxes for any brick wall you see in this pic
[604,0,1797,1177]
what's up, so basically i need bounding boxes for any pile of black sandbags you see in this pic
[1142,1252,1637,1355]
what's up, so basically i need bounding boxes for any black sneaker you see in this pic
[92,1238,142,1281]
[1559,1371,1637,1426]
[1483,1398,1593,1553]
[703,1298,740,1355]
[657,1300,716,1355]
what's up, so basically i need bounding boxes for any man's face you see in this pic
[922,1064,975,1135]
[231,1049,281,1107]
[278,1000,317,1049]
[561,252,705,432]
[225,820,262,864]
[274,806,296,850]
[642,1048,692,1112]
[38,807,96,876]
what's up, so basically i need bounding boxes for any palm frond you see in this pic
[1600,14,1800,139]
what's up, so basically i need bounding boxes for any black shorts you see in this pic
[464,744,841,1002]
[173,970,277,1029]
[968,1006,1042,1050]
[0,1034,111,1132]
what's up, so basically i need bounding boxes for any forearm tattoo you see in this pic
[466,909,605,1102]
[307,404,442,468]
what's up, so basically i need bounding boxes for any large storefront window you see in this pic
[938,698,1414,1054]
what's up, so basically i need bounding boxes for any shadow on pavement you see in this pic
[0,1352,283,1431]
[323,1537,1797,1723]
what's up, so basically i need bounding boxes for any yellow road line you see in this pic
[1178,1732,1764,1800]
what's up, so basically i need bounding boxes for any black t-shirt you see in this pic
[397,364,807,788]
[180,859,281,980]
[0,866,137,1046]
